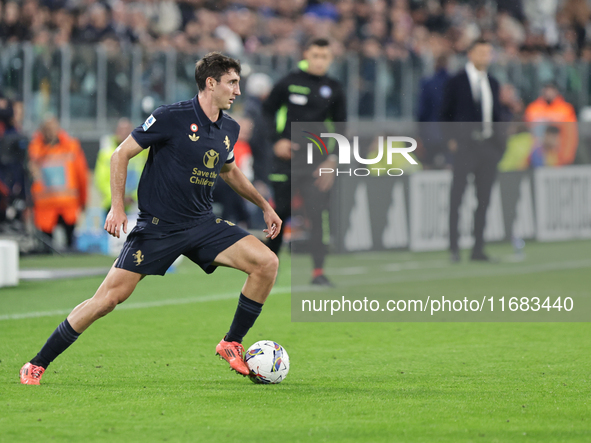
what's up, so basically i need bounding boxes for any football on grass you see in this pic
[245,340,290,384]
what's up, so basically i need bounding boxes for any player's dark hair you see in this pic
[305,38,331,50]
[468,37,491,52]
[194,52,241,91]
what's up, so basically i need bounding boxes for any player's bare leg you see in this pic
[213,235,278,303]
[20,265,144,385]
[212,235,278,375]
[68,266,144,332]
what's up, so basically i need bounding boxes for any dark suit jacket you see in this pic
[440,69,505,153]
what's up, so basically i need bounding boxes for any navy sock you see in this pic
[30,319,81,369]
[224,293,263,344]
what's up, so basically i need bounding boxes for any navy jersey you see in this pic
[131,95,239,225]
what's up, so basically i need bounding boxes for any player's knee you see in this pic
[96,296,119,317]
[258,250,279,281]
[95,287,131,317]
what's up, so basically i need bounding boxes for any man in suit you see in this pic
[440,39,504,262]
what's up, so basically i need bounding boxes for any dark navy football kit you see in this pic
[116,95,249,275]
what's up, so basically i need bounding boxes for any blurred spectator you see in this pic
[499,83,524,122]
[28,116,88,249]
[0,92,27,226]
[417,54,450,167]
[0,1,30,42]
[0,92,15,135]
[523,0,560,47]
[497,123,535,171]
[529,124,561,167]
[524,83,578,165]
[94,118,147,213]
[74,4,114,44]
[244,73,273,188]
[0,0,589,72]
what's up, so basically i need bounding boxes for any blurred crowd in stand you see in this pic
[0,0,590,251]
[1,0,591,62]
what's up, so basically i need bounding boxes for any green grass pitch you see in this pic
[0,241,590,442]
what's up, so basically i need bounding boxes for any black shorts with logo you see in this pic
[115,213,250,276]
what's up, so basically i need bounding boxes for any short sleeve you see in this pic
[224,121,240,163]
[225,149,235,163]
[131,106,170,149]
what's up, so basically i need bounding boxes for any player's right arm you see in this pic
[104,136,144,238]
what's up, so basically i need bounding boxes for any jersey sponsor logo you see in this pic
[188,134,200,142]
[190,123,198,132]
[142,114,156,131]
[190,167,216,186]
[289,94,308,106]
[320,85,332,98]
[224,135,230,151]
[133,250,144,265]
[203,149,220,168]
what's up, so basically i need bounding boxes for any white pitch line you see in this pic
[0,286,291,322]
[290,259,591,292]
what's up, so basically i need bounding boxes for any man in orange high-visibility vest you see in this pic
[28,116,88,248]
[524,83,578,166]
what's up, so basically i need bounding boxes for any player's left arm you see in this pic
[219,161,282,239]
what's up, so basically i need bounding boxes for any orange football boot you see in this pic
[215,340,249,375]
[20,362,45,385]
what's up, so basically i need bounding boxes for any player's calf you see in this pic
[20,268,142,384]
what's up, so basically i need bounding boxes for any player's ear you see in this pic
[208,78,216,90]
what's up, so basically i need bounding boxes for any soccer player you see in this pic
[20,52,282,385]
[263,38,346,287]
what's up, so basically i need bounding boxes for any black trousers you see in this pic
[449,142,502,254]
[267,175,331,269]
[43,215,76,249]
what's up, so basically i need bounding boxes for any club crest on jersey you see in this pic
[224,135,230,151]
[142,114,156,131]
[203,149,219,168]
[320,85,332,98]
[188,134,200,142]
[190,123,198,132]
[133,250,144,265]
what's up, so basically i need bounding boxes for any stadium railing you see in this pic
[0,43,590,137]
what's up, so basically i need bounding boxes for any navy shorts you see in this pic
[115,214,250,276]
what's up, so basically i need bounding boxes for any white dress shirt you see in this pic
[465,61,493,138]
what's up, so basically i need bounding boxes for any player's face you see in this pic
[304,45,333,76]
[468,43,493,71]
[212,70,241,110]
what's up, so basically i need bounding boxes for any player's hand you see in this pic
[263,206,282,240]
[104,206,128,238]
[313,157,337,192]
[273,139,298,160]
